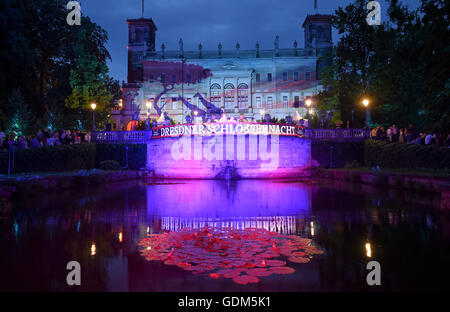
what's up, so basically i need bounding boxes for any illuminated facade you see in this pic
[112,13,332,128]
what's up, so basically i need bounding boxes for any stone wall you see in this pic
[146,134,311,179]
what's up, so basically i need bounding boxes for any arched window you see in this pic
[210,83,222,108]
[224,83,235,109]
[237,83,249,109]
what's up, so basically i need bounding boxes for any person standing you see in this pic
[399,128,405,143]
[425,133,433,145]
[17,136,28,150]
[392,125,399,142]
[386,127,392,142]
[371,127,378,139]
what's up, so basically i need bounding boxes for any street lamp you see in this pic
[146,100,153,130]
[91,103,97,131]
[260,109,265,121]
[305,98,312,126]
[362,98,371,128]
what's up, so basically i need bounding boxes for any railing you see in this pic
[305,128,370,140]
[91,131,152,144]
[91,128,370,144]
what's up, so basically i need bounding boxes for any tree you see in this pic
[7,89,33,136]
[65,16,118,130]
[0,0,120,132]
[319,0,448,131]
[418,0,450,132]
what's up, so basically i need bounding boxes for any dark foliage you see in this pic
[364,140,450,169]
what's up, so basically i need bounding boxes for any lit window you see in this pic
[238,83,249,109]
[172,97,178,110]
[267,96,273,108]
[224,83,235,109]
[255,97,261,108]
[283,96,288,108]
[210,84,222,107]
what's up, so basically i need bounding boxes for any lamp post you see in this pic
[260,109,265,122]
[91,103,97,131]
[362,98,371,128]
[146,100,152,130]
[305,99,312,127]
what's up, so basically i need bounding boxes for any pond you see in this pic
[0,179,449,291]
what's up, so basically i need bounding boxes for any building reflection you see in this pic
[1,179,448,291]
[159,215,298,234]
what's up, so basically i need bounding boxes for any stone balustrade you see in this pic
[91,131,152,144]
[305,128,370,140]
[91,127,370,144]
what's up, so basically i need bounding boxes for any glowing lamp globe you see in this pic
[91,103,97,110]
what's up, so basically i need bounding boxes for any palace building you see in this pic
[112,12,332,128]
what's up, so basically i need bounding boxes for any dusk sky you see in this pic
[81,0,421,83]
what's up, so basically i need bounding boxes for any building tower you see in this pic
[302,14,332,57]
[302,14,332,79]
[126,18,157,83]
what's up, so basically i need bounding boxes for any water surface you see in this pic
[0,179,449,291]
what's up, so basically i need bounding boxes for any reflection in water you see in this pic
[365,242,372,258]
[0,179,449,291]
[160,216,298,235]
[138,227,324,285]
[91,242,97,256]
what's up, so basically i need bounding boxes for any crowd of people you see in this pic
[370,124,450,147]
[0,129,91,151]
[1,123,449,150]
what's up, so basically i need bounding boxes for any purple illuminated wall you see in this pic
[146,134,311,179]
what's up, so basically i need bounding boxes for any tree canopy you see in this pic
[317,0,450,132]
[0,0,121,134]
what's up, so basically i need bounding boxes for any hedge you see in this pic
[364,140,450,169]
[0,143,147,174]
[311,141,365,168]
[95,144,147,170]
